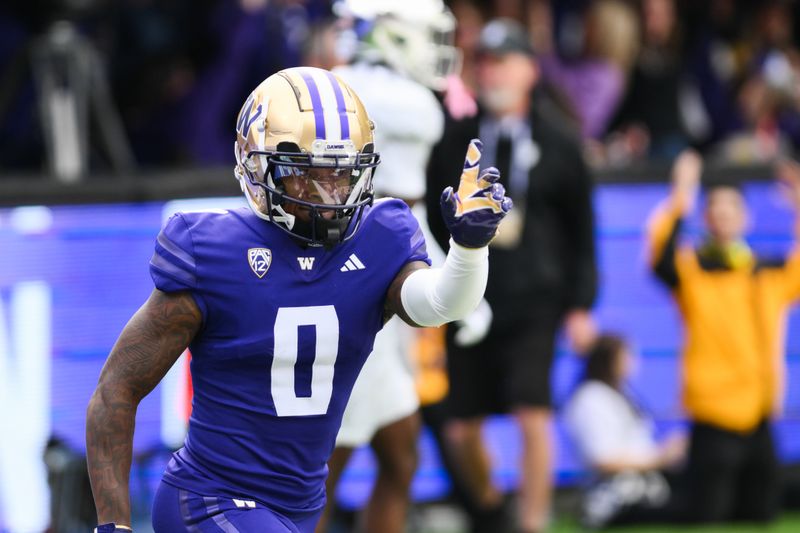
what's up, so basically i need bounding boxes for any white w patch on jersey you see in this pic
[297,257,316,270]
[340,253,366,272]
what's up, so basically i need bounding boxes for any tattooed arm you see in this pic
[86,289,202,526]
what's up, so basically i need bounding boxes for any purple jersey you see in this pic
[149,199,429,515]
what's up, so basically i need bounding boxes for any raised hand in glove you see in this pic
[440,139,513,248]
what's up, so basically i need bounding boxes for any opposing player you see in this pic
[85,66,511,533]
[316,2,473,531]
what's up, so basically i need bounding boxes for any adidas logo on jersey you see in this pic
[340,254,366,272]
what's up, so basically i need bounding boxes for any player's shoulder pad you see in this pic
[170,208,232,230]
[152,213,198,293]
[366,197,414,228]
[364,198,430,265]
[169,207,250,244]
[367,197,426,240]
[156,208,236,265]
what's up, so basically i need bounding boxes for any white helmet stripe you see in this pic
[309,68,343,142]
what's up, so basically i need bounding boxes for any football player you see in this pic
[316,1,482,532]
[85,66,511,533]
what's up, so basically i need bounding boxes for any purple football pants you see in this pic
[151,480,323,533]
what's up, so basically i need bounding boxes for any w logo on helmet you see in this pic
[237,94,263,139]
[248,248,272,278]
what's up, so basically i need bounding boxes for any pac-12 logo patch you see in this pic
[248,248,272,278]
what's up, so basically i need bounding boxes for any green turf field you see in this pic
[550,512,800,532]
[411,506,800,533]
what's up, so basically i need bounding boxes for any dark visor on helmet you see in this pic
[241,147,380,247]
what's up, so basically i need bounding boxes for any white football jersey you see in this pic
[334,63,444,200]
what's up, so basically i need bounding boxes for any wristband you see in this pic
[95,524,132,533]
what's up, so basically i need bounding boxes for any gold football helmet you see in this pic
[234,66,380,247]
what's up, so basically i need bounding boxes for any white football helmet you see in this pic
[234,67,380,248]
[337,0,461,90]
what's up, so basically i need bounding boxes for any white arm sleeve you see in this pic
[400,240,488,327]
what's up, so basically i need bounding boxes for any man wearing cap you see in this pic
[427,18,597,533]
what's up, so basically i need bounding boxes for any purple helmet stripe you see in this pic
[325,71,350,140]
[299,71,326,139]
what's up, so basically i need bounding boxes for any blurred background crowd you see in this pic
[2,0,800,177]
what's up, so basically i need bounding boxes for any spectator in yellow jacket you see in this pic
[647,152,800,523]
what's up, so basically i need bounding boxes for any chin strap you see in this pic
[315,216,349,249]
[289,215,350,248]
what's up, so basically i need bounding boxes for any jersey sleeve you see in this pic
[372,199,432,267]
[149,213,208,319]
[406,223,430,266]
[646,198,685,288]
[402,206,432,266]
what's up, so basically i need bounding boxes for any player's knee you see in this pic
[445,418,483,447]
[515,407,553,442]
[515,406,551,427]
[376,443,418,488]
